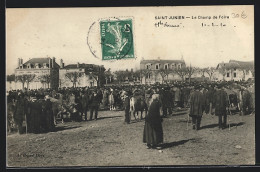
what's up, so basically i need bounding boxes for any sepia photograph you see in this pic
[6,5,255,167]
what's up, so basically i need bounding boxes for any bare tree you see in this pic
[38,74,51,88]
[15,74,36,90]
[174,67,187,81]
[158,69,173,84]
[104,68,113,84]
[65,72,84,87]
[114,70,127,83]
[7,74,15,90]
[85,66,105,87]
[132,70,141,82]
[186,66,197,84]
[140,69,152,84]
[204,67,216,81]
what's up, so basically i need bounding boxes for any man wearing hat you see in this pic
[189,85,205,130]
[123,90,131,124]
[89,89,100,120]
[213,84,229,129]
[42,95,54,132]
[14,93,26,134]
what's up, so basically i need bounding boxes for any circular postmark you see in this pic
[87,16,135,61]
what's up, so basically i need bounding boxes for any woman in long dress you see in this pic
[143,94,163,149]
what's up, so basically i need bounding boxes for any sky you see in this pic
[6,6,254,75]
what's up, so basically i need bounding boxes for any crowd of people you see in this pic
[7,80,254,141]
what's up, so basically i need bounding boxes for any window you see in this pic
[164,64,169,69]
[227,73,230,77]
[35,63,39,68]
[146,64,151,70]
[234,73,236,78]
[155,63,160,70]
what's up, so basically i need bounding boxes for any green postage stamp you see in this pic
[100,19,134,60]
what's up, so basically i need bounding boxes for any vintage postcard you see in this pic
[6,5,254,167]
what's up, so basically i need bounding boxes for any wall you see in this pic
[59,68,97,88]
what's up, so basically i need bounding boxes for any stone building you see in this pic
[140,58,186,84]
[214,60,254,81]
[59,60,105,88]
[14,57,60,90]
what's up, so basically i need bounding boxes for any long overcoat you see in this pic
[189,90,205,116]
[213,89,229,116]
[143,99,163,145]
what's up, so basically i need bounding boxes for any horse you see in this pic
[130,95,148,121]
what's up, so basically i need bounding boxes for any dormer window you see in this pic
[27,63,32,69]
[171,63,176,69]
[43,63,49,68]
[164,63,169,70]
[146,64,151,70]
[35,63,40,68]
[155,63,160,70]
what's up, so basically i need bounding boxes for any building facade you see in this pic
[214,60,254,81]
[14,57,59,90]
[59,61,105,88]
[140,58,186,84]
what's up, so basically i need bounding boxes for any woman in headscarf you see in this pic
[143,94,163,149]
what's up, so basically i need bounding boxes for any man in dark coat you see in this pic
[143,94,163,149]
[213,84,229,129]
[89,90,100,120]
[160,87,173,117]
[182,86,191,108]
[42,95,54,132]
[241,87,252,115]
[27,97,42,133]
[14,93,26,134]
[123,91,131,124]
[189,85,205,130]
[81,91,89,121]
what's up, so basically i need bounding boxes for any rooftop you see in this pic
[140,59,185,64]
[63,63,105,69]
[217,60,254,70]
[18,57,60,68]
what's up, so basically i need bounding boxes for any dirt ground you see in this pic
[7,108,255,167]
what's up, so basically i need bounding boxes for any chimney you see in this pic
[20,58,23,68]
[18,58,20,68]
[52,57,55,68]
[77,62,80,68]
[49,58,52,68]
[60,59,63,68]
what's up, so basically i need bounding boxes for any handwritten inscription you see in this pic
[154,11,247,29]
